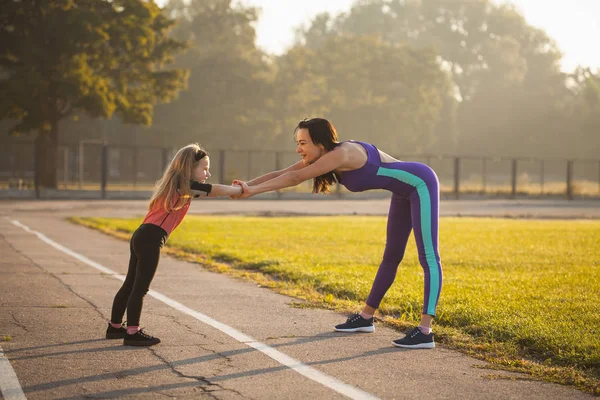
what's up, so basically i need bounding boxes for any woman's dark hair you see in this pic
[295,118,341,194]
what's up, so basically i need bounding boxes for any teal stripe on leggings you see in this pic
[376,167,440,315]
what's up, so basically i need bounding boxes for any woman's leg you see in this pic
[361,193,413,317]
[407,167,443,328]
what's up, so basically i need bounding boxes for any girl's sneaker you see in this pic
[105,322,127,339]
[392,327,435,349]
[334,313,375,333]
[123,329,161,346]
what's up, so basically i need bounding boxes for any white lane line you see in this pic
[0,345,27,400]
[8,219,379,400]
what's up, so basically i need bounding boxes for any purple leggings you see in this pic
[365,162,443,316]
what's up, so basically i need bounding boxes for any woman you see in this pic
[234,118,442,349]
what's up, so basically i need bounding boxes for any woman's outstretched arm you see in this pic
[244,160,306,186]
[236,147,347,198]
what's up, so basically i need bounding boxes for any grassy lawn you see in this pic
[70,215,600,395]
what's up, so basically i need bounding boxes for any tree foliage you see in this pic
[273,34,451,153]
[0,0,188,187]
[153,0,274,149]
[295,0,580,157]
[2,0,598,185]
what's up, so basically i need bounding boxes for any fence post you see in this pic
[9,150,16,180]
[101,143,108,199]
[161,147,169,173]
[511,159,518,198]
[275,151,282,199]
[453,157,460,199]
[34,140,40,199]
[481,157,486,194]
[219,150,225,184]
[133,147,138,188]
[78,141,84,189]
[566,160,573,200]
[247,151,252,181]
[540,159,545,195]
[63,147,69,188]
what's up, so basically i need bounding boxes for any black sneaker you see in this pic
[334,313,375,333]
[106,322,127,339]
[392,327,435,349]
[123,329,161,346]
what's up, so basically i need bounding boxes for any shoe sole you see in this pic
[123,339,161,346]
[334,326,375,333]
[392,341,435,349]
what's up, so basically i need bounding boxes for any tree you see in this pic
[323,0,563,100]
[0,0,188,189]
[154,0,275,150]
[273,34,451,154]
[565,68,600,159]
[297,0,570,157]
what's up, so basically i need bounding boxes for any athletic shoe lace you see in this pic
[348,313,361,323]
[408,327,421,338]
[137,329,153,339]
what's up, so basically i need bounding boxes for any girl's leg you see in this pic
[125,235,162,327]
[362,194,413,317]
[110,235,138,324]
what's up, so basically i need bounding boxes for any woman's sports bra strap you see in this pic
[347,140,381,166]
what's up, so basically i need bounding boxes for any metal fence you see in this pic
[1,142,599,199]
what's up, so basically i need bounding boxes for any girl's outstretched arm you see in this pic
[190,181,242,198]
[208,183,242,198]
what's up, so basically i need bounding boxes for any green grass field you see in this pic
[71,215,600,394]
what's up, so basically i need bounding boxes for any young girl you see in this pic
[233,118,442,349]
[105,143,242,346]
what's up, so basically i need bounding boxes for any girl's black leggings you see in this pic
[110,223,168,326]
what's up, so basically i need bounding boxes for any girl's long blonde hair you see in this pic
[148,143,208,212]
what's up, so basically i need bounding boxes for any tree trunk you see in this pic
[35,120,59,189]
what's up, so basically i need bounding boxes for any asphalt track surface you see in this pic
[0,199,597,399]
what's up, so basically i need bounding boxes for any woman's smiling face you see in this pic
[295,128,324,165]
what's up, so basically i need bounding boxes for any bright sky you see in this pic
[158,0,600,72]
[500,0,600,72]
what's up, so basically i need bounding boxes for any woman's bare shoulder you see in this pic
[335,141,368,170]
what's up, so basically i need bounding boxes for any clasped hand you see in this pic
[230,180,252,199]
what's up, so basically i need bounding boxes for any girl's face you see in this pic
[296,128,325,165]
[192,157,211,183]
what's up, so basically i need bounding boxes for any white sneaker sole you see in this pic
[334,325,375,333]
[392,341,435,349]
